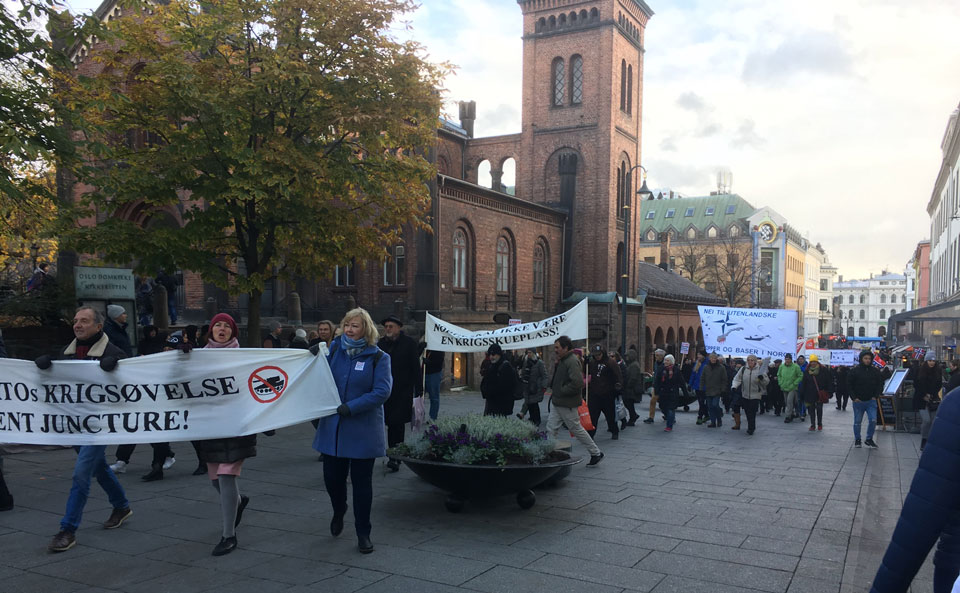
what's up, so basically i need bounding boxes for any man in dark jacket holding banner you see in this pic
[35,306,132,553]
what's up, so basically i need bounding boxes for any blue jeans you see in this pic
[61,446,128,533]
[664,408,676,428]
[853,400,877,441]
[708,396,723,424]
[425,372,441,420]
[167,294,178,324]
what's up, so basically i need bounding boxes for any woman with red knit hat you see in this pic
[195,313,253,556]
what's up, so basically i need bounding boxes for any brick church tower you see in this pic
[515,0,652,298]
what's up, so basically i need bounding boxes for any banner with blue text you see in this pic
[425,299,588,352]
[698,306,798,360]
[0,349,340,445]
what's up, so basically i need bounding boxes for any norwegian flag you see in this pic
[913,348,926,361]
[872,355,886,369]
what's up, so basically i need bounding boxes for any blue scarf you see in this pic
[341,335,367,358]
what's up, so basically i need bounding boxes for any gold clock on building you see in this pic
[758,221,778,243]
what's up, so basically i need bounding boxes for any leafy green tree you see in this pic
[0,0,75,204]
[62,0,445,342]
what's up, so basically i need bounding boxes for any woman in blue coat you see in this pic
[314,308,392,554]
[871,383,960,593]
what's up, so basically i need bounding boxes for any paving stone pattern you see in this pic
[0,394,933,592]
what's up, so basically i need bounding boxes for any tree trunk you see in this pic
[247,288,262,347]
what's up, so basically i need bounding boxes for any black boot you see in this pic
[0,469,12,512]
[193,462,206,476]
[142,464,163,482]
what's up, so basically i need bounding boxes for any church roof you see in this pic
[636,262,727,305]
[639,193,756,233]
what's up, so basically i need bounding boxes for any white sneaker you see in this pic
[162,457,176,470]
[109,460,127,474]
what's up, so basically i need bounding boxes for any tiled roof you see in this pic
[638,193,756,234]
[637,262,727,304]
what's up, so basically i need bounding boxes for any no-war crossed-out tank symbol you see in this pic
[247,366,289,403]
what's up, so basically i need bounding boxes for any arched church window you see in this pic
[452,229,468,289]
[552,57,565,107]
[570,55,583,105]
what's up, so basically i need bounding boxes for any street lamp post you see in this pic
[621,165,653,355]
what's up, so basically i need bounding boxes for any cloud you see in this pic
[645,159,717,193]
[676,91,708,113]
[659,137,679,153]
[742,29,855,84]
[696,123,723,138]
[732,120,764,148]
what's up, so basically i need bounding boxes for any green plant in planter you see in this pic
[389,414,557,467]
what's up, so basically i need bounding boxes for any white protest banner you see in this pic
[426,299,588,352]
[829,350,858,366]
[680,342,690,355]
[0,349,341,446]
[806,348,831,364]
[698,306,798,360]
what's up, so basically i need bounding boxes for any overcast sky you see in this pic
[66,0,960,280]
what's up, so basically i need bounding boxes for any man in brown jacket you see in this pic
[546,336,603,467]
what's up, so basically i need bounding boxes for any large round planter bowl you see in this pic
[395,454,582,512]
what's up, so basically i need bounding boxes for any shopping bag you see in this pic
[616,397,628,421]
[412,396,426,432]
[577,400,594,432]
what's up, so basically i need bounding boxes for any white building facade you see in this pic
[928,104,960,304]
[803,243,829,337]
[834,272,907,339]
[819,257,838,334]
[904,262,917,313]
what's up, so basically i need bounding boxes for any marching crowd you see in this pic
[481,342,915,455]
[4,302,960,593]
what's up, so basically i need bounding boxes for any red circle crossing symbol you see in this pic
[248,366,289,403]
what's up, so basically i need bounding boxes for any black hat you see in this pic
[165,331,182,348]
[784,353,792,360]
[381,315,403,326]
[487,343,503,356]
[592,344,604,355]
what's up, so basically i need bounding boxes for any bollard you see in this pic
[289,292,302,327]
[205,297,216,322]
[153,284,170,329]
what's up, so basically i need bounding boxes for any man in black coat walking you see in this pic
[377,316,421,472]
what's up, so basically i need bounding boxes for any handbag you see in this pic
[813,376,830,404]
[411,396,426,432]
[577,400,595,432]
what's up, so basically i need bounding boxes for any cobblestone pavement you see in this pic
[0,393,931,593]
